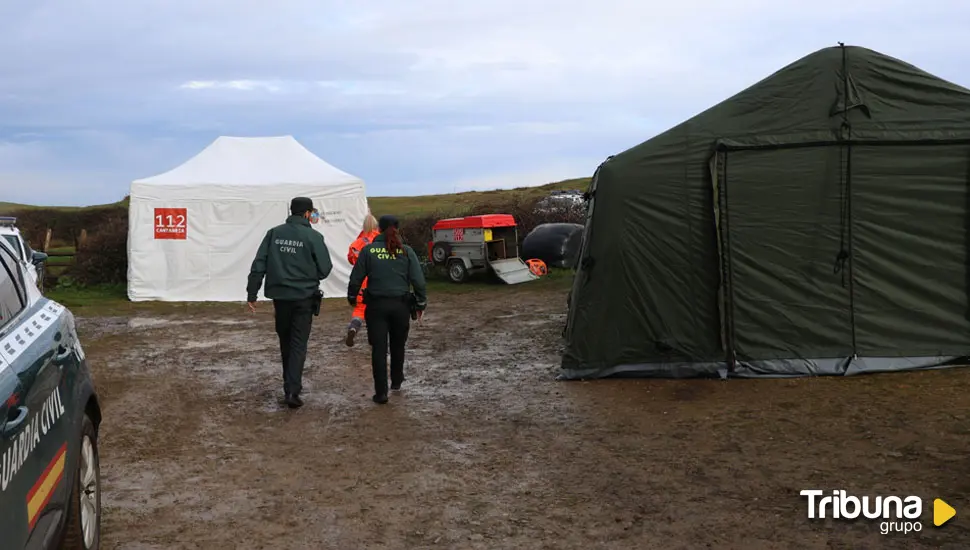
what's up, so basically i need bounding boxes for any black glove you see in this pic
[348,296,357,308]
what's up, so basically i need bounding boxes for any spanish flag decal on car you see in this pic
[26,443,67,529]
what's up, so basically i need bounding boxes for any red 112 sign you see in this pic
[154,208,187,240]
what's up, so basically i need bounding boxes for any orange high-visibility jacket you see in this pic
[348,230,380,316]
[348,230,381,266]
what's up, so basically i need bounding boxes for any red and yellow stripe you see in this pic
[26,442,67,529]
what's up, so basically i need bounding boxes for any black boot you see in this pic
[285,393,304,409]
[372,393,388,404]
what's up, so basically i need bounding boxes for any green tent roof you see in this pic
[616,45,970,157]
[562,45,970,380]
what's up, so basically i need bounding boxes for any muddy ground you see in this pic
[77,284,970,549]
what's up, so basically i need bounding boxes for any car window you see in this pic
[0,243,26,329]
[1,234,21,260]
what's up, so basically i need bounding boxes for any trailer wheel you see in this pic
[431,242,451,265]
[447,259,468,283]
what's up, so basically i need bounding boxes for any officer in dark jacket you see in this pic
[348,215,427,404]
[247,197,333,409]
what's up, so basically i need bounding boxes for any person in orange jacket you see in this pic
[346,213,380,346]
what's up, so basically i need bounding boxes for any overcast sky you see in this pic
[1,1,968,206]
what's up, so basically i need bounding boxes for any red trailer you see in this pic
[427,214,539,284]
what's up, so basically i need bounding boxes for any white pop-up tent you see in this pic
[127,135,369,302]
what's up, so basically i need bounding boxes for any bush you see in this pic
[71,209,128,286]
[9,208,68,249]
[11,204,128,249]
[398,208,468,258]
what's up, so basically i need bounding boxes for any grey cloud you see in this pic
[1,0,970,205]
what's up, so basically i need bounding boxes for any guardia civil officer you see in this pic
[347,215,428,404]
[247,197,333,409]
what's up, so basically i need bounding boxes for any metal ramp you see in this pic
[488,258,539,284]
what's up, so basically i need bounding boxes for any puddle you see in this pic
[181,338,266,353]
[183,340,221,350]
[431,439,476,465]
[76,316,131,339]
[128,317,191,329]
[128,317,255,330]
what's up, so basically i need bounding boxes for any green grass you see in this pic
[45,284,127,309]
[1,178,589,218]
[45,284,250,316]
[46,256,73,267]
[43,268,574,316]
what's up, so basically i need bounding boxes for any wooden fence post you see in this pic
[78,229,88,250]
[43,228,52,252]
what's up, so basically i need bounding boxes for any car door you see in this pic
[0,241,37,549]
[0,242,70,549]
[1,355,29,548]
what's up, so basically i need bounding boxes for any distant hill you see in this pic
[0,200,126,213]
[369,178,589,217]
[0,178,591,218]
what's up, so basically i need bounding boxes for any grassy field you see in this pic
[0,178,589,218]
[0,199,129,212]
[45,267,575,315]
[367,178,589,217]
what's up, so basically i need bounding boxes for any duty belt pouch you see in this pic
[404,248,419,320]
[408,292,418,320]
[311,289,323,316]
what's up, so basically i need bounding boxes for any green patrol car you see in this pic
[0,238,102,549]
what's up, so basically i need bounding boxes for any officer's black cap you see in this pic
[378,215,399,231]
[290,197,314,215]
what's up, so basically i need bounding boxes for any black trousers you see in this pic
[273,297,315,396]
[364,296,411,395]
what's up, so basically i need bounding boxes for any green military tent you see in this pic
[561,44,970,379]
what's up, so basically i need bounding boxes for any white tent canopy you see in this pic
[127,135,369,302]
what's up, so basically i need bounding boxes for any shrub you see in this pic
[10,204,127,250]
[71,209,128,286]
[399,208,470,258]
[9,208,70,249]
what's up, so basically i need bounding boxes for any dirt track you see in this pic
[78,284,970,549]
